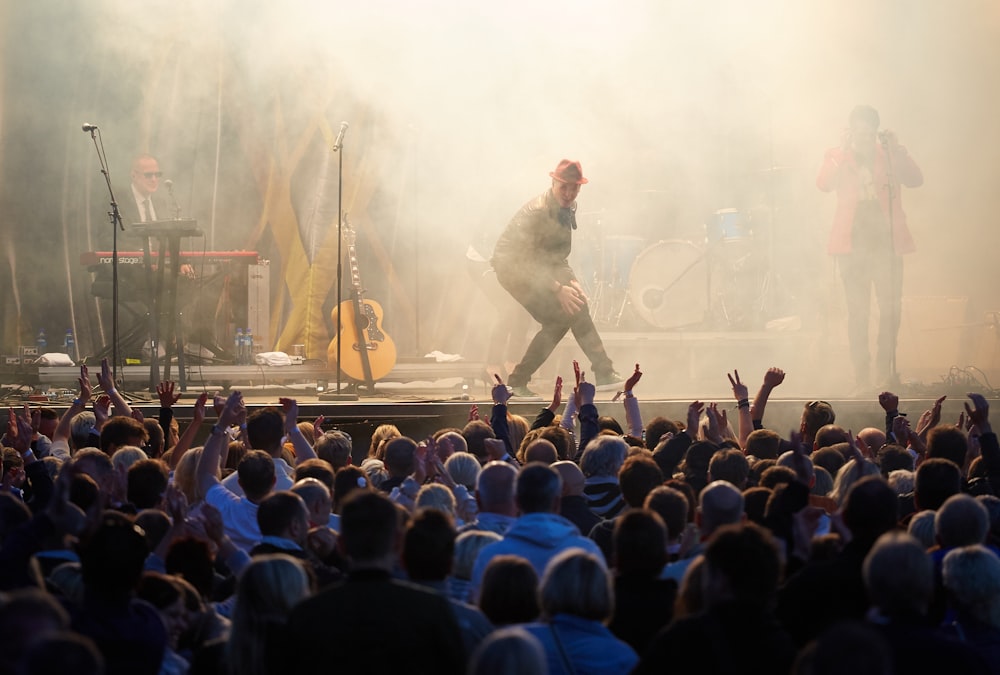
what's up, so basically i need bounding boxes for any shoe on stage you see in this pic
[595,370,626,392]
[508,384,542,400]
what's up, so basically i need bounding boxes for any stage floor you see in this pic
[2,327,996,462]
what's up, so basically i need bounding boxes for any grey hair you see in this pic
[579,435,628,478]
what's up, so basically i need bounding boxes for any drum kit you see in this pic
[573,208,770,331]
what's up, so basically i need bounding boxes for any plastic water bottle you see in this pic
[245,328,254,364]
[36,329,47,353]
[234,328,244,365]
[64,329,75,357]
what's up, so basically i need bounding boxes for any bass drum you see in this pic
[628,240,707,330]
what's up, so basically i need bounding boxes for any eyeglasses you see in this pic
[142,171,163,179]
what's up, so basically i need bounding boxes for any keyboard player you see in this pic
[90,153,198,360]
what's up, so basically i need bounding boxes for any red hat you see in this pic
[549,159,588,185]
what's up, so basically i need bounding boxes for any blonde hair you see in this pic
[444,452,481,490]
[830,458,881,505]
[415,484,457,518]
[507,415,529,459]
[369,424,401,461]
[539,549,612,622]
[228,555,311,675]
[172,447,213,503]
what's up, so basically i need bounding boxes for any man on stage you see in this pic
[492,159,620,397]
[817,105,923,391]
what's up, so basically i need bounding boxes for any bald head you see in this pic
[552,460,586,497]
[524,439,558,465]
[475,461,517,514]
[698,480,745,534]
[858,427,886,455]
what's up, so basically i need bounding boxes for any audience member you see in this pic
[287,490,465,673]
[523,549,638,674]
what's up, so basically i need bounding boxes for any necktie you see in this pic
[143,198,152,222]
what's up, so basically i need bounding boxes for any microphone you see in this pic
[81,123,99,132]
[165,179,181,218]
[332,121,349,152]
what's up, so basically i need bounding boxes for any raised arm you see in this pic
[51,366,93,458]
[196,391,243,500]
[165,392,208,471]
[574,373,598,459]
[280,397,317,464]
[619,364,643,439]
[97,357,133,418]
[750,367,784,430]
[727,369,752,449]
[487,379,516,458]
[156,380,181,456]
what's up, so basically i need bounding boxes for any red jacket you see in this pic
[816,143,923,255]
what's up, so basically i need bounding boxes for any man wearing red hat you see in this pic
[491,159,620,397]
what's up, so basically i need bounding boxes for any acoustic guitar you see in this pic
[327,215,397,386]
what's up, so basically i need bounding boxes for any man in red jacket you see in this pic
[817,105,923,391]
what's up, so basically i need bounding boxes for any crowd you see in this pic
[0,358,998,675]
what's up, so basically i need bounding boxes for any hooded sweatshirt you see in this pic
[469,512,605,600]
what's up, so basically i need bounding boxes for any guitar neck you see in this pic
[347,239,364,300]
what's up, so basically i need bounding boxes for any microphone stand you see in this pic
[87,128,126,385]
[881,134,900,388]
[322,122,357,401]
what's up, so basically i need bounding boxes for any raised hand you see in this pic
[162,484,188,523]
[878,391,899,413]
[762,367,785,389]
[686,401,705,438]
[78,365,93,403]
[92,395,111,428]
[192,392,209,426]
[278,397,300,434]
[965,393,992,434]
[5,407,17,443]
[491,379,511,406]
[97,357,116,394]
[313,415,326,439]
[12,408,34,457]
[576,374,595,407]
[219,391,245,428]
[624,364,642,392]
[468,404,480,422]
[704,403,723,444]
[727,369,749,401]
[213,395,226,418]
[156,381,181,408]
[549,376,563,412]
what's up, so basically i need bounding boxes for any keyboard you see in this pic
[80,250,260,266]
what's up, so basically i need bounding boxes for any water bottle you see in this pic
[245,328,254,364]
[36,329,47,353]
[234,328,244,365]
[64,329,75,358]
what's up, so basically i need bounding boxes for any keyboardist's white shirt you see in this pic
[130,183,156,222]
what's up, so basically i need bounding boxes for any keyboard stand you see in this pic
[139,220,204,392]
